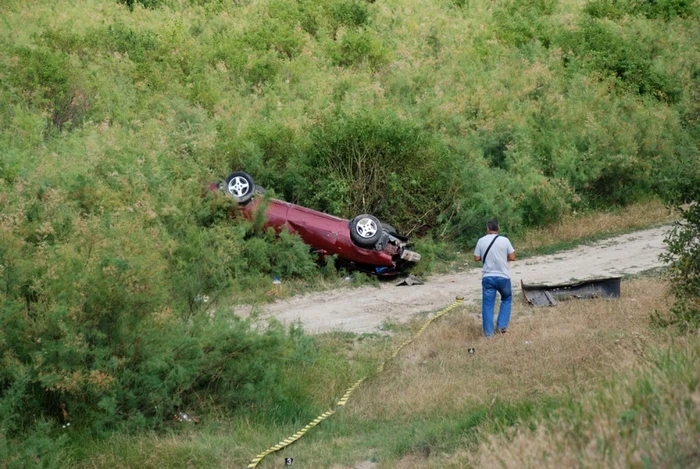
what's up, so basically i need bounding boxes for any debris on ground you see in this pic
[396,275,425,286]
[521,277,622,306]
[174,411,199,424]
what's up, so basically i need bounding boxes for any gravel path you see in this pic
[248,226,669,334]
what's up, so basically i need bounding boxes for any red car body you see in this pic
[210,180,420,274]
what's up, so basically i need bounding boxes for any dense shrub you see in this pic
[632,0,696,20]
[6,47,90,131]
[584,0,629,19]
[0,181,322,460]
[329,0,371,29]
[118,0,167,10]
[492,0,557,47]
[0,106,324,459]
[656,149,700,332]
[331,30,388,69]
[243,1,308,59]
[299,110,458,230]
[585,0,697,20]
[559,19,681,102]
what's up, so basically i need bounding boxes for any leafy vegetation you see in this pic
[0,0,698,465]
[655,141,700,332]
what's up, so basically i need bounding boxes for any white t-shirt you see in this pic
[474,234,515,279]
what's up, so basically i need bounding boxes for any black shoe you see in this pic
[497,328,507,334]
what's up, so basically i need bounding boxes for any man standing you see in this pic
[473,219,516,337]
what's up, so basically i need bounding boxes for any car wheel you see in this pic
[224,171,255,204]
[381,222,398,235]
[350,214,383,248]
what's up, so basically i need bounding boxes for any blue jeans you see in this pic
[481,276,512,337]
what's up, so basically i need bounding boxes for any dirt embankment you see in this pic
[245,226,669,334]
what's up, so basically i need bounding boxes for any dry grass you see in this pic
[466,341,700,469]
[348,278,673,424]
[517,199,674,253]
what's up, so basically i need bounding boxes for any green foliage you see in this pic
[243,1,307,59]
[493,0,557,47]
[299,110,457,229]
[5,47,89,131]
[517,174,573,226]
[585,0,697,20]
[329,0,370,29]
[0,208,321,454]
[408,238,458,276]
[118,0,167,10]
[584,0,629,19]
[656,150,700,333]
[0,119,323,461]
[331,30,388,69]
[632,0,697,20]
[245,52,281,87]
[559,19,681,102]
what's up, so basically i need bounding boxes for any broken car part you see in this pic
[521,276,622,307]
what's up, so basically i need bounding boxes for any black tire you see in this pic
[381,222,397,235]
[224,171,255,204]
[349,214,383,248]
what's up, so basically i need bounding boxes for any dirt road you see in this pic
[253,226,670,334]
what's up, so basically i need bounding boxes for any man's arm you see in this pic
[474,255,481,262]
[507,239,516,261]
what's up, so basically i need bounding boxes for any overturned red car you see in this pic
[212,171,421,275]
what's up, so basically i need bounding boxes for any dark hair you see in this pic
[487,218,499,231]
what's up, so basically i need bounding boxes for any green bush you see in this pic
[517,175,573,227]
[632,0,696,20]
[559,19,681,102]
[6,47,89,131]
[298,109,457,230]
[492,0,557,47]
[88,23,160,63]
[244,22,305,59]
[656,149,700,332]
[584,0,696,20]
[245,52,282,87]
[584,0,628,19]
[0,111,325,457]
[329,0,371,29]
[331,30,388,69]
[0,191,322,453]
[118,0,167,10]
